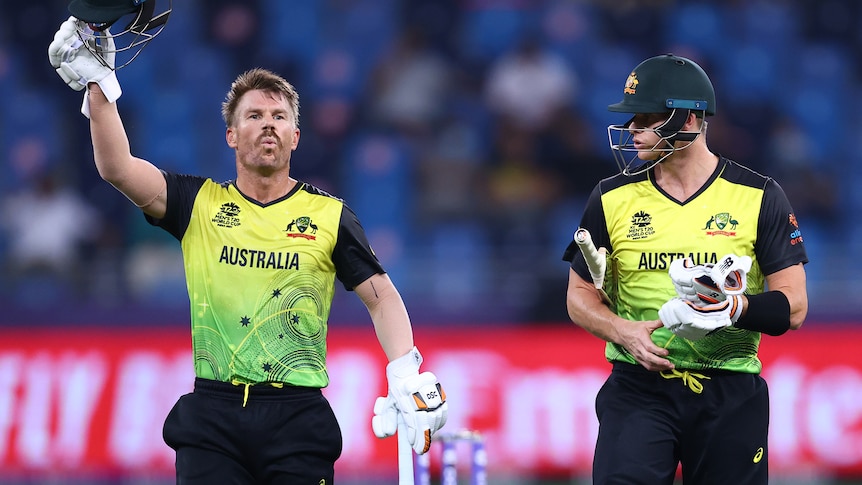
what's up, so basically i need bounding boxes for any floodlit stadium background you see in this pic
[1,1,861,484]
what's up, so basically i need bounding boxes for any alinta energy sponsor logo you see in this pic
[627,210,655,240]
[213,202,242,228]
[703,212,738,236]
[788,213,803,246]
[285,216,318,240]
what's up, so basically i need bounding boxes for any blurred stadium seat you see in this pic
[0,0,857,325]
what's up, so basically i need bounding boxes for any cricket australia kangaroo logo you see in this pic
[703,212,738,236]
[285,216,318,240]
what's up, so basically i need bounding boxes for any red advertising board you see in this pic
[0,324,859,481]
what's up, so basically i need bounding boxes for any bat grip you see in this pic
[397,414,414,484]
[574,229,605,289]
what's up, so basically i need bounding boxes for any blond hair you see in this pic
[221,68,300,128]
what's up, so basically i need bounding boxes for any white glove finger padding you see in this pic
[659,296,742,341]
[669,257,712,304]
[431,400,448,433]
[711,254,752,295]
[371,395,398,438]
[658,297,687,333]
[406,401,449,455]
[57,63,86,91]
[400,372,447,454]
[670,254,752,305]
[659,298,713,340]
[51,18,86,59]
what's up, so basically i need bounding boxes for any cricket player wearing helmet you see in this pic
[563,54,808,484]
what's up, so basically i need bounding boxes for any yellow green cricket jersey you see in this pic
[564,157,808,373]
[146,173,385,387]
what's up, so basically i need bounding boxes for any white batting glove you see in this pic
[669,257,714,304]
[371,394,398,438]
[669,254,752,306]
[383,347,448,454]
[710,254,752,296]
[48,17,121,117]
[659,295,743,341]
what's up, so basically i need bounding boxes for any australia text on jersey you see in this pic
[218,245,300,270]
[638,252,718,270]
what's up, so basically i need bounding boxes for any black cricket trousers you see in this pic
[593,361,769,484]
[163,377,343,484]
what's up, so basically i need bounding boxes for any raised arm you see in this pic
[86,84,167,218]
[48,17,166,218]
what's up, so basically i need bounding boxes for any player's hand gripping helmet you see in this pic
[606,54,716,176]
[67,0,171,70]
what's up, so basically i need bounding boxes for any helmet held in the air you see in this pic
[67,0,171,70]
[606,54,716,176]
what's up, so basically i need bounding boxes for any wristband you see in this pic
[733,291,791,336]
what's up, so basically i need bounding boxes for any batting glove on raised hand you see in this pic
[659,295,743,341]
[48,17,121,116]
[375,347,447,454]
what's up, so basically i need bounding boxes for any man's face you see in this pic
[628,112,670,161]
[226,89,300,173]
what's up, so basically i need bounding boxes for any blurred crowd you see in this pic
[0,0,857,325]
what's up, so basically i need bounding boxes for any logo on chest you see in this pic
[212,202,242,228]
[703,212,738,236]
[285,216,318,240]
[627,210,655,240]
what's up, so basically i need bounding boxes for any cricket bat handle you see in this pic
[574,228,605,289]
[574,228,612,305]
[397,415,414,484]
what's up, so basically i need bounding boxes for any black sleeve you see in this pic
[333,204,386,290]
[144,171,208,241]
[755,178,808,275]
[562,182,610,283]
